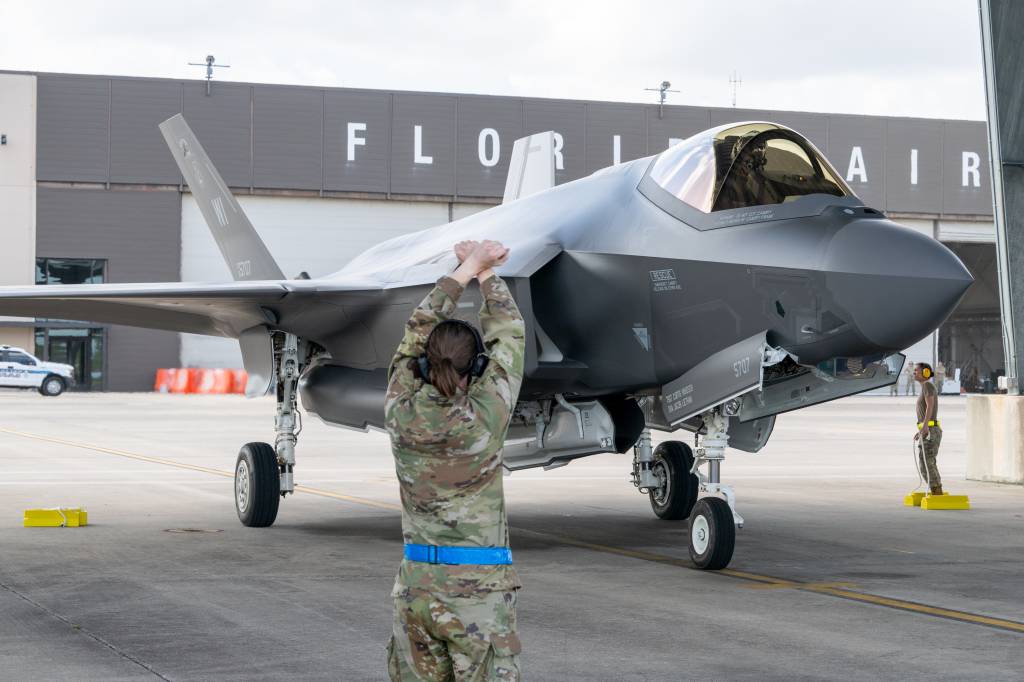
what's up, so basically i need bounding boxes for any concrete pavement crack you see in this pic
[0,580,171,681]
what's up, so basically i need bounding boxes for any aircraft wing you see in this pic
[0,281,306,337]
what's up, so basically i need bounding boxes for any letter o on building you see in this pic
[478,128,500,167]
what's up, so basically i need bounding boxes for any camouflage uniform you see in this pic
[384,274,526,681]
[916,379,942,493]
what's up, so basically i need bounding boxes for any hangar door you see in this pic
[179,195,490,368]
[938,242,1004,393]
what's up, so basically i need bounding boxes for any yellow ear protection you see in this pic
[417,320,489,385]
[920,365,932,379]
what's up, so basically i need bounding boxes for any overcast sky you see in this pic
[3,1,987,120]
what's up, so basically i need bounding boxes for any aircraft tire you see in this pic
[688,497,735,570]
[648,441,698,520]
[39,375,66,397]
[235,442,280,527]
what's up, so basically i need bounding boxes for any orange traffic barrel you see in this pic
[169,369,192,394]
[193,368,233,394]
[154,369,173,393]
[230,369,249,394]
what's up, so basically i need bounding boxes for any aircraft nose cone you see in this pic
[824,219,974,352]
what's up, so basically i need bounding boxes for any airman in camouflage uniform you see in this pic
[914,362,943,495]
[385,240,526,681]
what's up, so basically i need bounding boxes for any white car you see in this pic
[0,345,75,396]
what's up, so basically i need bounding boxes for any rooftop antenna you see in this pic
[729,71,742,108]
[188,55,230,96]
[644,80,679,119]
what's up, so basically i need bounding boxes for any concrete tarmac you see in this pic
[0,392,1021,681]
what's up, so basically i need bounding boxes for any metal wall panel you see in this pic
[182,82,252,188]
[28,71,996,215]
[110,79,182,184]
[942,121,992,215]
[324,90,390,194]
[885,118,943,214]
[646,106,710,154]
[524,99,586,183]
[456,96,523,198]
[36,187,181,390]
[584,103,646,173]
[253,85,323,190]
[826,115,886,209]
[390,93,456,196]
[36,75,109,182]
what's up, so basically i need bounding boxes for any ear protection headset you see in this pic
[918,364,932,379]
[417,319,489,385]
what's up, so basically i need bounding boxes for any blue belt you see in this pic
[404,543,513,565]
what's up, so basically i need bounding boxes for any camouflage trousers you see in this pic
[917,427,943,492]
[387,587,521,681]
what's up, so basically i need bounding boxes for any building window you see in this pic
[35,258,106,285]
[33,259,107,390]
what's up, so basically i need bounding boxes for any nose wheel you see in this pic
[687,497,735,570]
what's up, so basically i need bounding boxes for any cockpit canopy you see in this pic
[648,122,852,213]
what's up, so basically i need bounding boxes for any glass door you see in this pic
[38,328,106,391]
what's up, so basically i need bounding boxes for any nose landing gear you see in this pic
[632,407,742,570]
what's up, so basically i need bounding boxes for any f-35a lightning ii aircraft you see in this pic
[0,116,972,569]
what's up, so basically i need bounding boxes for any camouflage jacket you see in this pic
[385,274,526,597]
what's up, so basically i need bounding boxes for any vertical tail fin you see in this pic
[502,131,556,204]
[159,114,285,281]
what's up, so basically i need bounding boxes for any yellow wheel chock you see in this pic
[904,492,927,507]
[920,493,970,510]
[23,507,88,527]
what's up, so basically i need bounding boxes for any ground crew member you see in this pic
[914,362,943,495]
[935,360,947,392]
[384,239,525,681]
[903,363,917,396]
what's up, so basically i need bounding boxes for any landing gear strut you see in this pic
[687,408,741,570]
[631,407,743,570]
[233,332,305,527]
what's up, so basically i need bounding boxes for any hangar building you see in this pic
[0,71,1001,391]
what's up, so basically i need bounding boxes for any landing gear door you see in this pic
[739,353,904,422]
[660,331,768,427]
[238,325,274,398]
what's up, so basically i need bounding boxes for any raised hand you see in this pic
[469,240,510,270]
[449,240,510,286]
[454,240,479,263]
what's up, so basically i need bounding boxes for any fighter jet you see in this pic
[0,116,972,569]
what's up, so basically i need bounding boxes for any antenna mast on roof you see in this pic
[644,80,679,119]
[188,55,230,96]
[729,71,742,108]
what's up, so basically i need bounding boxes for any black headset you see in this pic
[417,319,489,385]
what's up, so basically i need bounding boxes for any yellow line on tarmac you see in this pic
[0,428,235,479]
[0,428,400,512]
[5,426,1024,635]
[516,530,1024,635]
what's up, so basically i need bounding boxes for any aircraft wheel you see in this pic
[688,497,735,570]
[39,375,66,397]
[235,442,280,527]
[648,441,698,520]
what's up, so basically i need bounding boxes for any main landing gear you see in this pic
[234,333,304,527]
[632,407,742,570]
